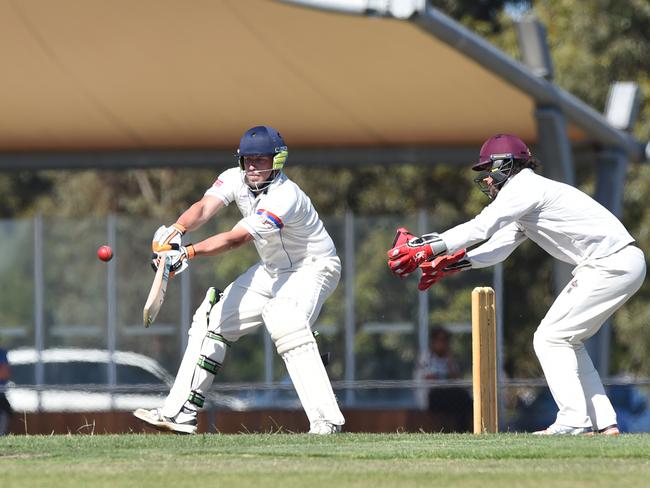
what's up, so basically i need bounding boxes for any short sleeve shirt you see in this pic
[205,168,337,273]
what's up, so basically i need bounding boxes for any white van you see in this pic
[5,348,247,412]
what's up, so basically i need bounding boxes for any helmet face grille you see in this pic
[473,155,515,199]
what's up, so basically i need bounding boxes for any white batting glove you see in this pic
[152,223,186,253]
[152,244,196,277]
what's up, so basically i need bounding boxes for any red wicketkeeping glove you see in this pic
[387,227,441,276]
[418,249,469,291]
[390,227,415,251]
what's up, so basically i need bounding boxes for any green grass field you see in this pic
[2,433,649,488]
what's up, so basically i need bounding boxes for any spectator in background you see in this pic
[414,327,472,432]
[0,346,12,435]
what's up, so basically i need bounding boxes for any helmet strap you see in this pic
[244,169,280,194]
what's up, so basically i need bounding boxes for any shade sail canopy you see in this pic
[0,0,591,154]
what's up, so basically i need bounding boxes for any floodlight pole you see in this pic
[408,4,646,163]
[277,1,648,164]
[514,17,576,315]
[586,83,642,377]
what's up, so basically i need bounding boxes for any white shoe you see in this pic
[133,407,197,435]
[533,423,593,436]
[308,420,342,435]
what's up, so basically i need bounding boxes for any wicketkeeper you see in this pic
[387,134,646,436]
[135,125,344,434]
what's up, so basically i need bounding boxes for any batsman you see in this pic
[134,125,344,434]
[387,134,646,436]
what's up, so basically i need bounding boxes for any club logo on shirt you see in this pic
[212,178,224,187]
[567,279,579,294]
[256,209,284,229]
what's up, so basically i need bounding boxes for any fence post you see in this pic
[344,210,356,406]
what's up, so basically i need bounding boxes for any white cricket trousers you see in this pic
[205,255,341,341]
[162,255,340,417]
[533,245,646,430]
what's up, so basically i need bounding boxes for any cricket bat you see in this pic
[143,253,172,328]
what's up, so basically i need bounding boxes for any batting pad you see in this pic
[282,342,345,427]
[162,288,225,418]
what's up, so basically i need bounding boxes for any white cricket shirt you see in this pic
[205,168,337,273]
[441,169,635,268]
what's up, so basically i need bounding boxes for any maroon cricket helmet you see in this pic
[473,134,532,171]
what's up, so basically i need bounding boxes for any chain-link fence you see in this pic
[1,212,649,432]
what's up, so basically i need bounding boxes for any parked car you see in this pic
[5,348,248,412]
[508,383,650,433]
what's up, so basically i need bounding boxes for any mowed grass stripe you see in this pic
[1,433,649,488]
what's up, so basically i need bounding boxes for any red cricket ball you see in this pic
[97,245,113,262]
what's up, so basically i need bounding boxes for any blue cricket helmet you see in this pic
[237,125,288,170]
